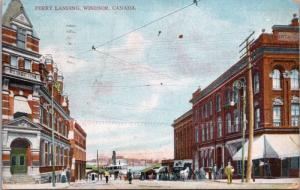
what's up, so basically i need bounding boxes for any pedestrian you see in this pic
[265,160,271,177]
[218,165,224,179]
[199,167,206,180]
[66,168,71,184]
[127,169,133,184]
[61,169,67,183]
[251,163,256,182]
[224,162,234,184]
[104,170,110,184]
[212,163,218,180]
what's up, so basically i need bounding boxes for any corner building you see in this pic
[189,17,299,178]
[1,0,86,183]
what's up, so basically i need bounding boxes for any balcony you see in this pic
[3,66,41,82]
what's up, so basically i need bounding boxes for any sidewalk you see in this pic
[215,178,300,184]
[3,182,71,189]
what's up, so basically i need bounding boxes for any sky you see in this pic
[4,0,299,160]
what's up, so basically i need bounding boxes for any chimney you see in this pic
[291,13,299,26]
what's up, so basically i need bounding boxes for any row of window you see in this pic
[40,107,68,137]
[10,55,32,71]
[273,103,299,127]
[43,141,69,167]
[194,69,299,121]
[272,69,299,90]
[195,103,299,143]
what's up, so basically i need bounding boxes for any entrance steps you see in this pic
[7,174,36,184]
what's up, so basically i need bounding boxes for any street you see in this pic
[3,178,300,189]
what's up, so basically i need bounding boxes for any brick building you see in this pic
[69,120,87,182]
[173,16,299,178]
[1,0,86,183]
[172,109,193,160]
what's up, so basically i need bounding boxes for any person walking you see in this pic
[212,164,218,180]
[66,168,71,184]
[127,169,133,184]
[224,162,234,184]
[104,170,110,184]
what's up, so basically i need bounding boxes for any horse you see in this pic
[179,167,190,181]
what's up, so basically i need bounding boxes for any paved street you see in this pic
[3,178,299,189]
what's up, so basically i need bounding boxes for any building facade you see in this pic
[172,109,193,161]
[173,16,299,178]
[69,120,87,182]
[1,0,86,183]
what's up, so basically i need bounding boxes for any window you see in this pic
[10,55,18,68]
[204,104,208,118]
[48,143,52,166]
[226,90,232,104]
[210,121,213,140]
[234,109,239,132]
[290,157,299,169]
[24,59,31,71]
[202,125,205,142]
[44,143,48,166]
[255,108,260,129]
[60,148,64,166]
[40,107,44,124]
[272,69,281,89]
[216,95,221,112]
[56,146,59,165]
[195,128,199,143]
[217,117,222,137]
[209,101,213,116]
[254,73,260,93]
[291,103,299,127]
[290,69,299,90]
[17,27,26,49]
[46,113,50,127]
[206,123,209,140]
[226,113,232,133]
[273,105,281,127]
[233,88,239,103]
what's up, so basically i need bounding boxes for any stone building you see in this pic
[1,0,86,183]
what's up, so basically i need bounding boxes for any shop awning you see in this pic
[232,134,300,160]
[14,96,32,114]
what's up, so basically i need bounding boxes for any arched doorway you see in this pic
[10,138,31,174]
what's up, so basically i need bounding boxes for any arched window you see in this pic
[272,69,281,89]
[290,69,299,90]
[217,117,222,137]
[226,113,232,133]
[254,73,260,93]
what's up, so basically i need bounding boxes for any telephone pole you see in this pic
[239,31,255,183]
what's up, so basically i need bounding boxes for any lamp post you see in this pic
[47,73,55,187]
[233,80,246,182]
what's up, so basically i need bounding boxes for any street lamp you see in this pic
[47,72,55,187]
[233,79,246,182]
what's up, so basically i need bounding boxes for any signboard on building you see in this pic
[278,32,299,42]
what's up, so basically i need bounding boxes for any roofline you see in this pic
[172,109,192,126]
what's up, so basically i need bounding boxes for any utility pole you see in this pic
[97,150,99,171]
[0,0,3,188]
[239,31,255,183]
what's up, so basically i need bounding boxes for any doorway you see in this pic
[10,138,30,174]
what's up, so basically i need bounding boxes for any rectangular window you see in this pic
[40,107,43,124]
[206,123,209,140]
[202,125,205,142]
[290,157,299,169]
[24,59,31,71]
[17,28,26,49]
[273,106,281,127]
[195,128,199,143]
[209,101,213,116]
[210,121,213,140]
[10,55,18,68]
[291,104,299,127]
[216,95,221,112]
[254,73,260,93]
[217,117,222,137]
[255,108,260,129]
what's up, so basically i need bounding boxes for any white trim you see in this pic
[3,47,40,61]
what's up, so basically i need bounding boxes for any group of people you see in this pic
[61,168,71,184]
[102,169,133,184]
[194,162,234,184]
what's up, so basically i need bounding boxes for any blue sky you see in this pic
[5,0,299,160]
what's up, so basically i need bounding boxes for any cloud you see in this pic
[40,46,87,74]
[137,94,160,112]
